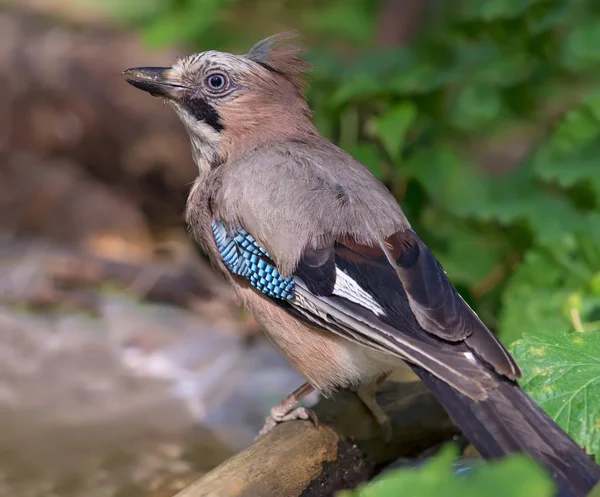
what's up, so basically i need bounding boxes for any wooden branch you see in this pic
[176,380,457,497]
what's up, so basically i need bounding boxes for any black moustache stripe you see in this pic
[183,96,224,132]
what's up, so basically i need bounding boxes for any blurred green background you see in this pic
[1,1,600,495]
[102,0,600,345]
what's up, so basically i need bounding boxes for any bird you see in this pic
[123,33,600,496]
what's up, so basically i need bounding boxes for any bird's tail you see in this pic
[411,366,600,497]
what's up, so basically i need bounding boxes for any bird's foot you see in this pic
[356,374,393,442]
[255,382,317,440]
[258,406,319,438]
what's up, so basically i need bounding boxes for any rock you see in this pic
[0,289,307,494]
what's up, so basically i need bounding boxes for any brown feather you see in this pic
[235,283,395,394]
[246,31,311,92]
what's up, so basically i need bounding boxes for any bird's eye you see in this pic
[206,73,227,91]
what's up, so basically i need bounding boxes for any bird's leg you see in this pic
[356,372,392,442]
[257,382,317,438]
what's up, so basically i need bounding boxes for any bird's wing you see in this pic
[212,144,520,398]
[211,217,520,400]
[212,140,407,275]
[294,231,521,381]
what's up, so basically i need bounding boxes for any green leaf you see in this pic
[500,286,574,345]
[511,332,600,455]
[403,146,489,216]
[387,61,455,94]
[589,482,600,497]
[532,91,600,196]
[533,144,600,197]
[331,75,387,106]
[460,0,543,21]
[473,52,535,87]
[463,165,586,248]
[498,250,574,344]
[486,194,584,247]
[587,91,600,122]
[498,236,600,344]
[339,444,554,497]
[436,234,505,288]
[452,44,534,87]
[420,209,508,289]
[561,21,600,71]
[526,3,571,34]
[450,84,503,131]
[583,213,600,261]
[590,273,600,296]
[331,53,451,105]
[374,103,417,161]
[302,3,375,45]
[405,147,590,253]
[142,0,238,47]
[548,107,600,155]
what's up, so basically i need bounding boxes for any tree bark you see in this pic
[175,379,457,497]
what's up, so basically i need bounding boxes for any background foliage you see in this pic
[339,445,555,497]
[100,0,600,494]
[103,0,600,347]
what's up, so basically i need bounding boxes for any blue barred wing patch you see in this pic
[212,220,294,300]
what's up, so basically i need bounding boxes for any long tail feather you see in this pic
[411,365,600,497]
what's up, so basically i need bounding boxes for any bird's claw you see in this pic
[256,406,319,439]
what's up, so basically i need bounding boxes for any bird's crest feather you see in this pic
[246,32,311,91]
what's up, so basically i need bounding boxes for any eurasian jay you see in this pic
[123,33,600,495]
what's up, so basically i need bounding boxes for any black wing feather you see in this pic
[288,239,501,399]
[285,232,600,495]
[378,230,520,378]
[230,224,600,494]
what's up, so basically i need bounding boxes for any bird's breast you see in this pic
[235,283,396,393]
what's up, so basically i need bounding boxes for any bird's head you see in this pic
[123,32,316,172]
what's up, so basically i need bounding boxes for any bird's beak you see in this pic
[122,67,187,98]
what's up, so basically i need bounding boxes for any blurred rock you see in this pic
[0,296,309,496]
[0,237,307,495]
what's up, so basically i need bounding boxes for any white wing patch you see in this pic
[463,351,477,363]
[293,291,326,319]
[332,268,386,316]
